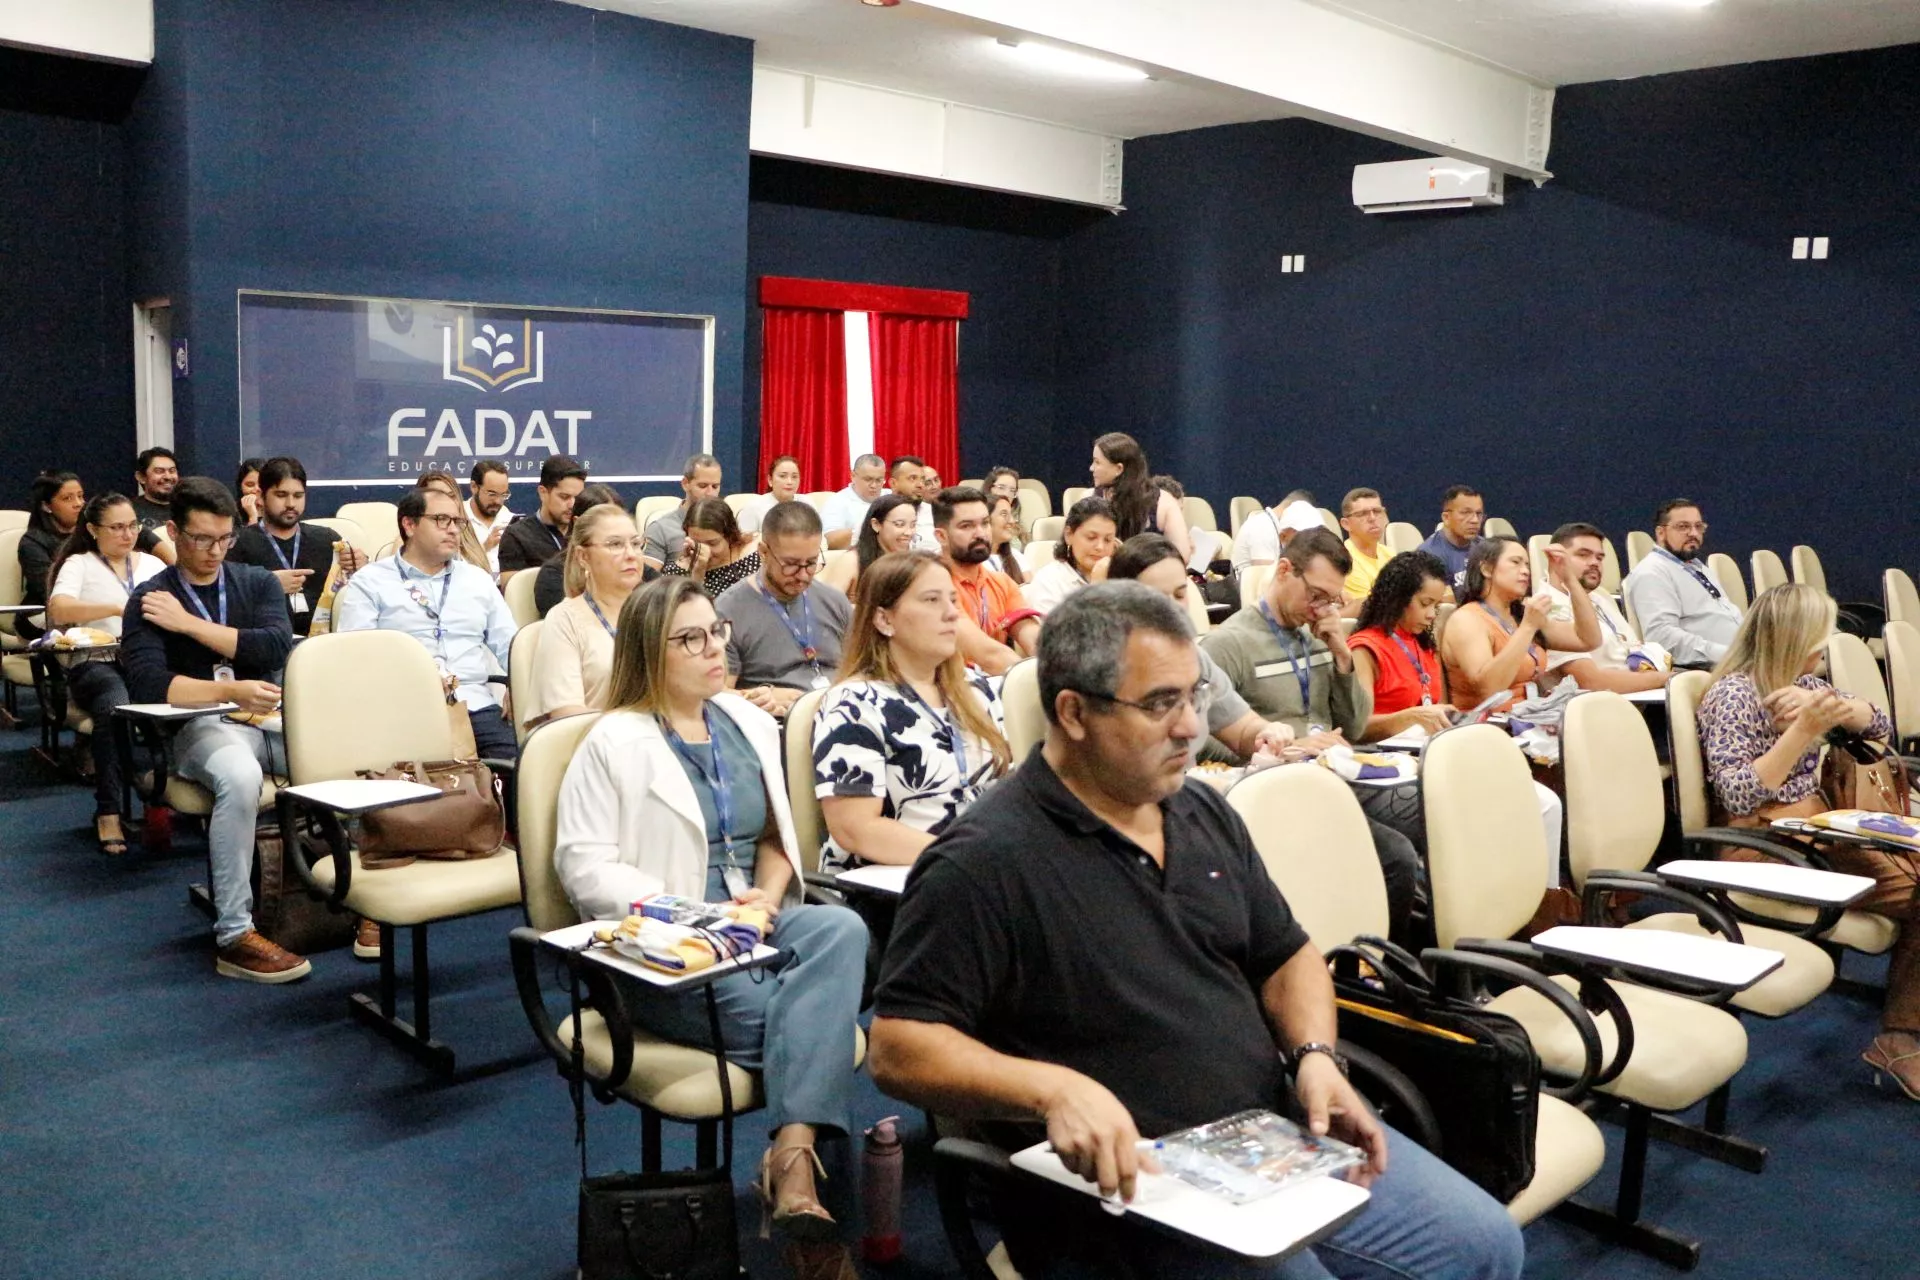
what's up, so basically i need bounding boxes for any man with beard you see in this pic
[131,447,180,531]
[1543,522,1670,694]
[465,460,514,575]
[934,486,1040,676]
[229,457,368,636]
[1623,499,1744,667]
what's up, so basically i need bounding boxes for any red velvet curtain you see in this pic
[869,313,960,486]
[758,307,848,494]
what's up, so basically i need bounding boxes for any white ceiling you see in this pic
[1315,0,1920,86]
[583,0,1289,138]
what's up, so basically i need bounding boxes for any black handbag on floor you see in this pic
[1327,937,1539,1202]
[567,954,741,1280]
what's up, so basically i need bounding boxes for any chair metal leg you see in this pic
[641,1110,663,1173]
[1552,1106,1705,1270]
[695,1120,717,1168]
[1703,1084,1729,1136]
[347,921,454,1074]
[1583,1091,1768,1174]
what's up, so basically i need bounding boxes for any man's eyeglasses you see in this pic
[177,531,237,551]
[419,513,463,531]
[1663,522,1708,535]
[770,552,825,574]
[1077,678,1211,722]
[94,521,140,536]
[666,618,734,656]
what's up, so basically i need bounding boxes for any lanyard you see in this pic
[1657,548,1723,601]
[1479,601,1543,666]
[663,704,741,866]
[583,589,617,637]
[99,552,134,594]
[1388,629,1433,705]
[398,559,454,648]
[1594,596,1623,641]
[266,526,302,571]
[960,575,991,632]
[900,681,970,781]
[174,566,227,626]
[755,579,819,665]
[541,518,566,551]
[1257,602,1314,710]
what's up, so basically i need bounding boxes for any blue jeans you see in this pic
[469,704,518,763]
[1004,1126,1524,1280]
[622,868,868,1136]
[172,717,281,948]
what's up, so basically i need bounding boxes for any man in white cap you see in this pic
[1231,490,1326,574]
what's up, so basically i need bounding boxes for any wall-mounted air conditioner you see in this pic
[1352,158,1504,214]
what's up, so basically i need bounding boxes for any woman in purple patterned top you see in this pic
[1698,583,1919,1099]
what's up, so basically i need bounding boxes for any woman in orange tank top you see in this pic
[1441,535,1602,712]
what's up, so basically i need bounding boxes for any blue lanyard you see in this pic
[1479,601,1543,666]
[900,681,970,781]
[540,518,566,551]
[1388,630,1433,705]
[583,589,617,637]
[1656,548,1724,601]
[174,566,227,626]
[100,552,134,594]
[755,579,819,666]
[1257,602,1314,709]
[663,704,741,866]
[266,527,302,571]
[398,559,454,647]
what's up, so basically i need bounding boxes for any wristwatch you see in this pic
[1289,1041,1349,1077]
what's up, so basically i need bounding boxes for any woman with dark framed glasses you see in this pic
[553,576,869,1255]
[813,551,1012,872]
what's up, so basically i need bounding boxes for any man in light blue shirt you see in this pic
[821,453,887,550]
[334,486,520,760]
[1623,498,1744,667]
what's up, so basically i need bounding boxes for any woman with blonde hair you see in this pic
[1697,582,1920,1098]
[812,551,1011,871]
[530,501,643,723]
[553,576,868,1257]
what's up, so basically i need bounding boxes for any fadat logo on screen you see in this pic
[441,316,545,393]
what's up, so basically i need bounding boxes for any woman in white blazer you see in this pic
[553,576,867,1249]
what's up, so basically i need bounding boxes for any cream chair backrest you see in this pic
[801,491,834,512]
[1385,521,1423,556]
[1625,531,1654,571]
[1827,631,1889,715]
[960,478,983,491]
[1885,569,1920,626]
[1229,496,1261,537]
[1526,534,1551,589]
[509,619,545,743]
[1060,485,1091,513]
[1316,507,1339,533]
[633,495,681,530]
[1015,488,1047,536]
[1422,724,1550,948]
[1017,477,1051,514]
[0,510,28,532]
[1562,692,1665,886]
[1884,621,1920,746]
[1708,552,1749,614]
[1023,540,1056,571]
[1484,516,1518,540]
[0,529,25,637]
[1031,516,1065,543]
[1791,545,1827,594]
[1239,561,1276,610]
[1600,537,1622,594]
[1001,658,1045,763]
[1183,497,1217,533]
[283,631,456,783]
[373,539,398,562]
[503,567,541,627]
[784,688,828,873]
[1229,763,1387,950]
[1751,549,1789,595]
[1184,582,1211,636]
[333,501,399,554]
[1666,670,1715,833]
[305,517,372,556]
[516,712,600,932]
[723,492,756,514]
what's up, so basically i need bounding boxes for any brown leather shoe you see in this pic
[215,930,312,984]
[353,918,381,962]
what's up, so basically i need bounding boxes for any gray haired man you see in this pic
[642,453,723,570]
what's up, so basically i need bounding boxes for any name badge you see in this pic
[810,673,829,690]
[213,664,236,683]
[722,866,751,900]
[288,593,310,614]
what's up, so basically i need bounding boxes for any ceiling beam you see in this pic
[907,0,1553,179]
[0,0,151,65]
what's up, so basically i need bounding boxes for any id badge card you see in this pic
[288,592,309,614]
[212,664,236,683]
[810,671,829,690]
[722,866,751,899]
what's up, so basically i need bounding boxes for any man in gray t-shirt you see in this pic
[714,501,851,718]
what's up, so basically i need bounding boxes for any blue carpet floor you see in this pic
[1,712,1912,1280]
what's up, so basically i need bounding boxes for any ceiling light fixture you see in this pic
[994,38,1149,82]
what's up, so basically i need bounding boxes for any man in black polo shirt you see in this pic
[228,456,368,636]
[870,583,1522,1280]
[497,455,586,585]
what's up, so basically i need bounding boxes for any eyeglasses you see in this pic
[1345,507,1387,522]
[177,531,237,551]
[770,552,825,574]
[666,618,733,656]
[1663,521,1708,535]
[588,538,639,553]
[1303,584,1342,610]
[420,513,462,531]
[1076,678,1211,722]
[94,521,140,536]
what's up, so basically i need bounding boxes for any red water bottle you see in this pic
[142,805,173,853]
[861,1114,903,1263]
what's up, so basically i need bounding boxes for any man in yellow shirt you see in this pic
[1339,487,1394,615]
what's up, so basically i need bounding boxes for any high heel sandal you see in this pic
[95,815,127,857]
[757,1143,837,1243]
[1863,1035,1920,1101]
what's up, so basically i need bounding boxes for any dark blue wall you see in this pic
[744,196,1065,486]
[128,0,754,511]
[1055,43,1920,601]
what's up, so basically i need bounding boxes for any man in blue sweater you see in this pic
[121,477,303,983]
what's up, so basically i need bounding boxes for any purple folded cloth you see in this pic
[1508,718,1535,736]
[1857,814,1919,839]
[1355,761,1403,781]
[707,920,764,957]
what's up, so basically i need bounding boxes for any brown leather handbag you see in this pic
[355,759,506,867]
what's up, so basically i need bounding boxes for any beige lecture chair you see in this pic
[1016,477,1050,517]
[0,528,35,725]
[1708,552,1750,614]
[1562,690,1833,1018]
[508,620,545,744]
[1030,516,1064,543]
[1424,722,1758,1267]
[1790,545,1827,594]
[1884,621,1920,753]
[1483,516,1518,540]
[1826,631,1889,718]
[1014,488,1047,538]
[1229,763,1605,1227]
[1625,531,1654,572]
[1184,583,1211,636]
[1021,541,1055,573]
[1385,521,1424,556]
[1667,670,1898,958]
[307,516,371,557]
[722,492,756,515]
[801,491,835,512]
[783,687,829,877]
[1229,496,1261,536]
[1239,561,1276,610]
[1316,506,1339,533]
[1182,496,1217,534]
[502,567,541,627]
[0,510,29,532]
[278,630,524,1072]
[333,501,399,555]
[1000,659,1044,764]
[1059,485,1090,513]
[633,494,681,531]
[1884,569,1919,627]
[1750,549,1789,596]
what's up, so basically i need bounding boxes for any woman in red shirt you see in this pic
[1349,551,1457,741]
